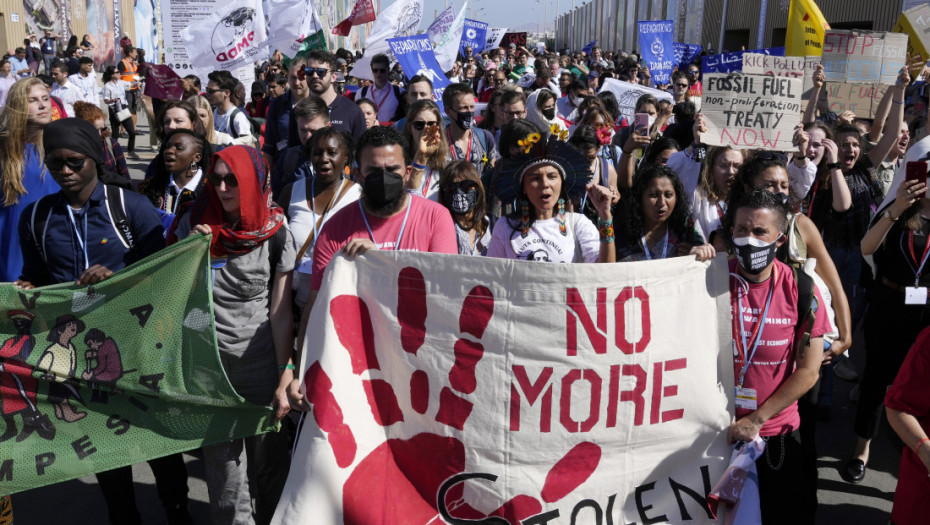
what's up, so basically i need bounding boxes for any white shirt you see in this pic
[690,189,722,244]
[667,150,701,198]
[487,212,600,263]
[556,96,579,123]
[213,106,252,138]
[102,80,130,106]
[405,167,441,202]
[51,82,81,117]
[786,158,818,208]
[68,73,99,105]
[165,169,204,214]
[364,83,402,122]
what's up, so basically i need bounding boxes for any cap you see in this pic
[8,310,35,321]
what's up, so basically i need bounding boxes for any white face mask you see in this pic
[572,96,584,107]
[647,114,656,130]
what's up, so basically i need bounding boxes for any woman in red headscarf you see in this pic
[168,144,296,525]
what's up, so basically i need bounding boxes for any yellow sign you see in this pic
[893,4,930,75]
[785,0,831,57]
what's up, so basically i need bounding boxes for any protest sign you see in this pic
[142,63,185,100]
[485,27,508,50]
[332,0,377,36]
[348,0,424,81]
[674,42,703,70]
[785,0,830,56]
[427,5,456,44]
[702,73,803,151]
[821,30,908,85]
[265,0,325,57]
[388,34,452,112]
[702,47,785,74]
[180,0,269,72]
[273,252,733,524]
[825,82,889,118]
[639,20,675,85]
[893,4,930,76]
[502,32,527,48]
[0,235,274,495]
[431,2,467,72]
[461,19,489,53]
[598,78,674,124]
[742,53,820,100]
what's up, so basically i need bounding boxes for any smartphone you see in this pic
[906,161,927,184]
[634,113,650,136]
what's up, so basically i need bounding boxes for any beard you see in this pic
[361,190,407,217]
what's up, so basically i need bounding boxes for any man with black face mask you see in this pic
[726,189,830,525]
[442,83,497,178]
[290,126,459,380]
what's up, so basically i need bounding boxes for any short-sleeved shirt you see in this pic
[729,258,831,436]
[214,107,252,139]
[328,94,367,143]
[487,212,600,263]
[311,195,457,290]
[873,212,930,289]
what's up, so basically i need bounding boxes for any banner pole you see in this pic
[718,0,729,52]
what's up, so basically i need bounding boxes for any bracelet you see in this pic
[598,219,614,243]
[278,363,296,371]
[892,99,905,105]
[411,161,427,170]
[916,437,930,453]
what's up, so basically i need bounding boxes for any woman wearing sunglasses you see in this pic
[168,144,296,524]
[439,160,490,256]
[403,99,448,201]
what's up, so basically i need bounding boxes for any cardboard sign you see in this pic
[825,82,890,118]
[742,53,821,100]
[893,4,930,76]
[821,30,908,84]
[639,20,675,85]
[702,73,803,151]
[502,32,527,48]
[275,252,733,524]
[702,47,786,74]
[597,78,675,124]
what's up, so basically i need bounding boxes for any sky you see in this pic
[419,0,567,32]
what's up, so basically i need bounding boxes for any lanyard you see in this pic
[449,132,472,162]
[732,265,778,388]
[311,178,348,249]
[807,180,820,214]
[358,198,411,250]
[419,169,433,197]
[66,206,90,272]
[715,201,726,220]
[641,230,669,260]
[371,85,391,113]
[905,229,930,286]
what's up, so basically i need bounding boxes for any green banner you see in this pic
[0,235,274,496]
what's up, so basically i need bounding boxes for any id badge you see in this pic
[277,138,288,151]
[735,387,758,410]
[297,258,313,275]
[905,286,928,305]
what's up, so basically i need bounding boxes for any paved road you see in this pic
[7,115,905,523]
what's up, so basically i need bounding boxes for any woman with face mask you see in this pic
[277,128,359,310]
[526,88,568,142]
[403,99,448,202]
[439,160,490,256]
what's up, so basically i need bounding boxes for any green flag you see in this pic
[0,235,274,495]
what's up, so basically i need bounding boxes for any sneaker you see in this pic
[834,358,860,381]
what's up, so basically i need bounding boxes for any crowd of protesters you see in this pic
[1,30,930,525]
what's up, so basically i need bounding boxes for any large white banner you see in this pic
[180,0,270,71]
[348,0,424,80]
[431,2,467,73]
[264,0,325,57]
[273,252,734,524]
[598,78,675,125]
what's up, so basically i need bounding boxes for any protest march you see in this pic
[2,0,930,523]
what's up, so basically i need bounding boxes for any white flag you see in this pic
[264,0,324,56]
[431,1,467,72]
[485,26,508,50]
[427,5,456,44]
[348,0,425,81]
[180,0,270,71]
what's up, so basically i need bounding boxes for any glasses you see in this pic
[303,67,331,78]
[504,110,526,117]
[46,156,88,172]
[674,83,688,88]
[442,179,479,194]
[207,172,239,188]
[493,77,505,83]
[688,70,699,75]
[371,68,388,74]
[412,120,439,130]
[205,87,221,94]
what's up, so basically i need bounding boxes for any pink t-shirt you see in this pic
[311,195,457,290]
[729,259,830,436]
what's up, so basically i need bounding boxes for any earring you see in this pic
[189,162,198,173]
[520,199,531,238]
[557,198,567,236]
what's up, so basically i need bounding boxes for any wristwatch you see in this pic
[826,162,843,171]
[882,209,899,222]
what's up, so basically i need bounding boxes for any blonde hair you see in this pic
[187,95,218,144]
[403,99,448,171]
[1,78,48,205]
[697,146,747,203]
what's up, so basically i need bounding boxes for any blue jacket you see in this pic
[18,181,165,286]
[262,91,299,158]
[0,144,59,282]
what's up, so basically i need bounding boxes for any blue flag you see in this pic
[460,19,489,53]
[582,40,597,55]
[387,34,452,113]
[701,47,785,74]
[638,20,675,86]
[673,43,702,71]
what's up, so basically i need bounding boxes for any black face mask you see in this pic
[454,110,475,130]
[774,192,789,205]
[362,167,405,208]
[446,187,478,214]
[732,236,780,275]
[542,107,556,120]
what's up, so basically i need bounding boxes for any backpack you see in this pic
[28,185,135,265]
[792,265,818,355]
[360,84,405,121]
[230,107,264,146]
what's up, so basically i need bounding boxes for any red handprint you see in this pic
[305,266,600,524]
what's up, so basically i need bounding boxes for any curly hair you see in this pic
[619,164,694,245]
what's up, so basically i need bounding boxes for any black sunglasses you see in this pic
[412,120,439,130]
[47,156,89,172]
[371,68,388,74]
[442,179,479,193]
[303,67,331,78]
[207,173,239,188]
[205,87,222,94]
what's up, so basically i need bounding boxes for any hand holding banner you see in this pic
[702,73,803,151]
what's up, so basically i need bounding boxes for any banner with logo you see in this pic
[332,0,377,36]
[598,78,674,124]
[426,5,456,44]
[638,20,675,85]
[265,0,326,57]
[460,19,489,53]
[388,34,451,111]
[702,47,786,74]
[674,42,703,70]
[143,63,185,100]
[0,235,274,495]
[348,0,425,81]
[180,0,270,71]
[785,0,830,57]
[272,252,734,524]
[485,27,508,51]
[431,2,468,72]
